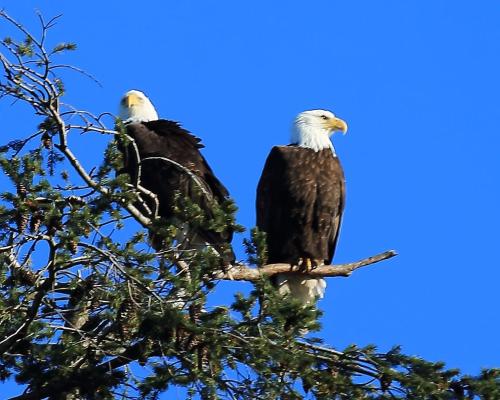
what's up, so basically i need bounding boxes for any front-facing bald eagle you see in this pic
[256,110,347,304]
[118,90,234,262]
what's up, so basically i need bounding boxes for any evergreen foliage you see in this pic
[0,11,498,400]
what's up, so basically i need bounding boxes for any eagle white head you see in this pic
[291,109,348,152]
[119,90,159,123]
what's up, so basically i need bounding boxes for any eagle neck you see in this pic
[291,124,335,154]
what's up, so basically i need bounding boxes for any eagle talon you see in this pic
[305,258,313,272]
[297,258,313,273]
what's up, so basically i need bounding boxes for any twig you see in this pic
[121,133,159,218]
[65,125,116,135]
[51,64,102,86]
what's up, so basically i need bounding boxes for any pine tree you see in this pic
[0,11,498,400]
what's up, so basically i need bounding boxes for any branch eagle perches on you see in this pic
[215,250,397,281]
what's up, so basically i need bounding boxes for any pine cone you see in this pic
[68,240,78,254]
[16,212,28,232]
[83,225,91,237]
[42,133,52,149]
[29,212,43,233]
[117,299,138,339]
[16,183,27,198]
[16,268,37,286]
[47,215,62,234]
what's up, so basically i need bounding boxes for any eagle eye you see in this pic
[320,115,328,120]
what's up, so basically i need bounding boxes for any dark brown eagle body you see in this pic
[120,119,234,259]
[257,146,345,266]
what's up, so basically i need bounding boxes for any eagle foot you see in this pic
[297,257,314,273]
[297,258,324,273]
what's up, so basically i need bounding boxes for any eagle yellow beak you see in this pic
[125,93,141,108]
[328,117,348,135]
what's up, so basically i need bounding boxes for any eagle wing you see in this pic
[120,120,234,254]
[326,162,345,263]
[143,120,230,204]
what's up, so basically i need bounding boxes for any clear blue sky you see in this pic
[1,0,500,395]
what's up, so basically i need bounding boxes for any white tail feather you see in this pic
[275,274,327,305]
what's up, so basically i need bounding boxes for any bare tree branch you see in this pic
[213,250,397,281]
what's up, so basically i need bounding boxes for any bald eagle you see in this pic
[118,90,234,262]
[256,110,347,304]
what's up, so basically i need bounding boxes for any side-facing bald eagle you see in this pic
[256,110,347,304]
[118,90,234,262]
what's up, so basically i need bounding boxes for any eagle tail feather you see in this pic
[275,274,326,305]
